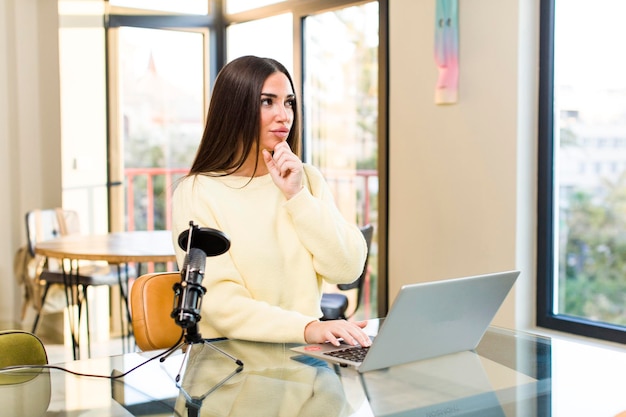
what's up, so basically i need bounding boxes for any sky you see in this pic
[555,0,626,90]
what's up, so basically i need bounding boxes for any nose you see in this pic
[275,103,291,121]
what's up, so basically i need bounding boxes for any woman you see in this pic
[172,55,370,348]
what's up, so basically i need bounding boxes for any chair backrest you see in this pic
[18,209,80,316]
[0,330,48,371]
[130,272,182,351]
[337,224,374,313]
[0,330,51,415]
[25,208,81,257]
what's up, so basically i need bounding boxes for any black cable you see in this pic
[0,331,185,380]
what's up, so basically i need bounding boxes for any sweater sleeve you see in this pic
[285,164,368,285]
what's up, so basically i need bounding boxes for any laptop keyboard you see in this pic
[323,346,370,363]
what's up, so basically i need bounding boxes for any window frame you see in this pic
[537,0,626,343]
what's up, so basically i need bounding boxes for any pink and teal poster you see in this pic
[434,0,459,104]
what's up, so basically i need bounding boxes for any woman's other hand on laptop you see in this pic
[304,320,372,347]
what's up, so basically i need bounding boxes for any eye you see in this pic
[285,98,295,108]
[261,97,273,106]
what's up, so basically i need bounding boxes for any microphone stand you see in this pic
[160,221,243,417]
[168,324,243,384]
[166,324,243,417]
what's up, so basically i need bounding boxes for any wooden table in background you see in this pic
[35,230,178,359]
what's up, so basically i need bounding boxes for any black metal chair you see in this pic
[25,208,128,357]
[320,224,374,320]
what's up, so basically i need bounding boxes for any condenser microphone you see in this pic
[172,247,206,329]
[165,222,243,387]
[171,221,231,330]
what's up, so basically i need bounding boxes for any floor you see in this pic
[45,335,135,364]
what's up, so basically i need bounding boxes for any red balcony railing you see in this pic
[124,167,189,232]
[124,167,377,231]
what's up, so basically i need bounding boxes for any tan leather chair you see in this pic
[130,272,183,351]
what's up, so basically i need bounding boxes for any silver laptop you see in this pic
[291,270,519,373]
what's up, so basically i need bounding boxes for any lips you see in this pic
[271,128,290,139]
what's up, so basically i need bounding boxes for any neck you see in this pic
[231,156,268,177]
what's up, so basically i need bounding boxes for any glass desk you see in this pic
[2,325,626,416]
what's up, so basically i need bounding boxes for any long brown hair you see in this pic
[189,56,301,176]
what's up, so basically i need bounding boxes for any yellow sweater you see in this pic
[171,164,367,343]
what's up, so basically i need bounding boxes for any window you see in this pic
[303,3,380,317]
[226,13,293,68]
[225,0,387,318]
[226,0,285,14]
[59,0,387,317]
[111,27,206,231]
[538,0,626,342]
[109,0,208,14]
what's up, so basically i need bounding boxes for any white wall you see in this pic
[0,0,540,331]
[0,0,12,325]
[388,0,538,330]
[0,0,62,326]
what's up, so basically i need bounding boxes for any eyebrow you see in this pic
[261,92,295,99]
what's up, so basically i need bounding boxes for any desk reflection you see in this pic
[175,339,355,417]
[0,368,51,417]
[360,350,541,416]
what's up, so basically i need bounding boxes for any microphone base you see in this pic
[160,324,244,416]
[174,330,244,417]
[169,324,244,372]
[181,324,205,345]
